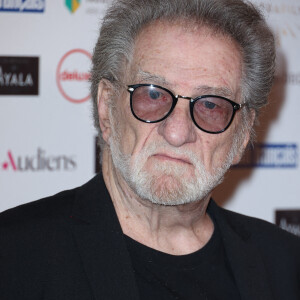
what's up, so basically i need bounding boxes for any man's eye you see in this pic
[148,90,161,100]
[204,101,216,109]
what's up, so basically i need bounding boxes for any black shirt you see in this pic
[125,217,241,300]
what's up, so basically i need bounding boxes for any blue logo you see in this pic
[0,0,45,13]
[234,144,298,168]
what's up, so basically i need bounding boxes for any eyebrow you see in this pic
[135,70,170,86]
[194,85,234,99]
[135,70,234,99]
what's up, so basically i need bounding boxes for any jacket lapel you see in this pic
[69,174,139,300]
[209,200,274,300]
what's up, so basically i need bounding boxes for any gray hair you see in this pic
[91,0,275,146]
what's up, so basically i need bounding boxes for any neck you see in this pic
[102,148,214,255]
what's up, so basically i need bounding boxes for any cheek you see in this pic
[199,129,238,170]
[113,102,158,157]
[115,114,137,154]
[130,124,159,156]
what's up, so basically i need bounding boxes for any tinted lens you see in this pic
[131,85,173,122]
[192,96,234,132]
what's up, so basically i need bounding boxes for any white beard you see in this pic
[108,111,242,206]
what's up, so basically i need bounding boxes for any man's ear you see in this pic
[232,109,256,165]
[97,79,113,144]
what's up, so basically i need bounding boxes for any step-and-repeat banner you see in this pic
[0,0,299,236]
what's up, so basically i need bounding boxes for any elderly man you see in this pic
[1,0,299,299]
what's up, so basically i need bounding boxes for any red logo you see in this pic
[1,149,77,172]
[2,151,17,171]
[56,49,92,104]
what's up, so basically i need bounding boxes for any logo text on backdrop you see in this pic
[1,149,76,172]
[276,210,300,237]
[0,56,39,95]
[56,49,91,103]
[233,144,298,168]
[0,0,45,12]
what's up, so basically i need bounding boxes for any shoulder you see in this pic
[0,175,105,298]
[0,187,77,228]
[0,175,100,264]
[0,174,104,228]
[216,204,300,255]
[0,187,80,260]
[212,203,300,298]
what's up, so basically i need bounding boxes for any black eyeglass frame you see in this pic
[127,83,244,134]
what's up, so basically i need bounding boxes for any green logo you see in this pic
[65,0,81,13]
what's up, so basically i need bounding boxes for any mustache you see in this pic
[136,141,201,167]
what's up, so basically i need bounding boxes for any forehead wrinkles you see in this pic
[131,20,241,61]
[128,21,242,98]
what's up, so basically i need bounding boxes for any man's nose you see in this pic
[157,100,197,147]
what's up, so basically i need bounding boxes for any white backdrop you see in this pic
[0,0,299,226]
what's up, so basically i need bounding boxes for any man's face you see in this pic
[103,22,249,205]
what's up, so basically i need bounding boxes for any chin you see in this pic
[130,169,206,206]
[151,174,187,203]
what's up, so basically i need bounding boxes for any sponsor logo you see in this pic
[65,0,80,13]
[256,2,300,16]
[276,210,300,237]
[56,49,91,104]
[275,72,300,86]
[85,0,112,15]
[0,148,76,172]
[86,0,112,3]
[0,0,45,13]
[0,56,39,95]
[250,1,300,46]
[234,144,298,168]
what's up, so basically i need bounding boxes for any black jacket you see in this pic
[0,174,299,300]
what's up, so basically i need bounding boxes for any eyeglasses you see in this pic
[127,84,244,134]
